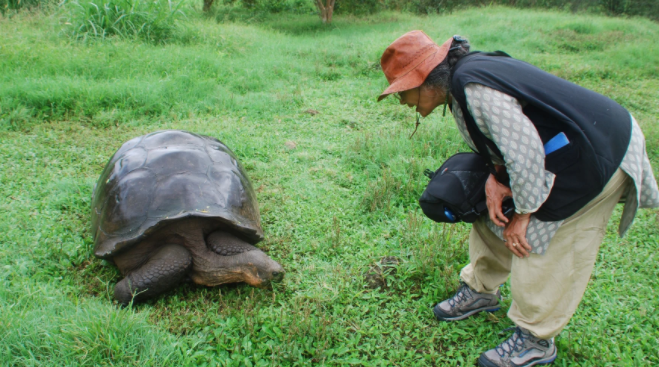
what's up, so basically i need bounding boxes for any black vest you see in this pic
[450,52,631,221]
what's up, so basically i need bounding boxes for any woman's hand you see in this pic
[503,213,532,258]
[485,173,512,227]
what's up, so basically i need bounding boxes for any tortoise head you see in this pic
[190,248,285,288]
[238,250,286,288]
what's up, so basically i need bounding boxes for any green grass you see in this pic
[60,0,187,43]
[1,6,658,366]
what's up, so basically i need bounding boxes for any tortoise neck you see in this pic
[188,250,266,286]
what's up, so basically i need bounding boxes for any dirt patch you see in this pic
[363,256,399,289]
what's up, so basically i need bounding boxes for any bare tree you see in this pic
[314,0,336,23]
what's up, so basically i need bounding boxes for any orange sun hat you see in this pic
[378,31,453,101]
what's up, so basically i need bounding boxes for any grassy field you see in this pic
[1,5,658,366]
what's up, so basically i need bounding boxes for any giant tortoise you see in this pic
[91,130,284,304]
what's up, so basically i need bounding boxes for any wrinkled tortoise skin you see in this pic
[91,130,263,259]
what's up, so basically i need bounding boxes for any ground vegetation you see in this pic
[1,5,658,366]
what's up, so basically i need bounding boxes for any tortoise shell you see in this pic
[91,130,263,259]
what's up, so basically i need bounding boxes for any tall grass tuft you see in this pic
[61,0,185,43]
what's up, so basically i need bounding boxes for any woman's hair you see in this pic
[423,36,471,91]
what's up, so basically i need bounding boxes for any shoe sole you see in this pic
[433,305,500,321]
[477,350,557,367]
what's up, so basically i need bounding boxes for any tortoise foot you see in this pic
[114,244,192,305]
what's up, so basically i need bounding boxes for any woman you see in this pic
[378,31,659,367]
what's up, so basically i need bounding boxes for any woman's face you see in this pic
[397,84,448,117]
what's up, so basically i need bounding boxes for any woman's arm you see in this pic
[464,83,556,257]
[464,83,555,216]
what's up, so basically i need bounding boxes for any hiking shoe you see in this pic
[433,282,501,321]
[478,327,557,367]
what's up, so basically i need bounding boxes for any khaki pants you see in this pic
[460,169,630,339]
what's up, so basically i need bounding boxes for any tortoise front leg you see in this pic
[114,244,192,305]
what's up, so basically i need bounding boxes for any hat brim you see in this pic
[378,37,453,102]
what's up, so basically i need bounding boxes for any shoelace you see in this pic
[495,327,528,358]
[447,283,473,309]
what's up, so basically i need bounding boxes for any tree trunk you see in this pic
[203,0,215,12]
[314,0,336,24]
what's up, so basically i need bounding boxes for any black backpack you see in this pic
[419,153,514,223]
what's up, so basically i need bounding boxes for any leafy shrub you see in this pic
[61,0,186,43]
[334,0,382,15]
[614,0,659,19]
[384,0,658,20]
[0,0,53,14]
[253,0,293,13]
[212,0,313,23]
[382,0,455,14]
[208,0,658,22]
